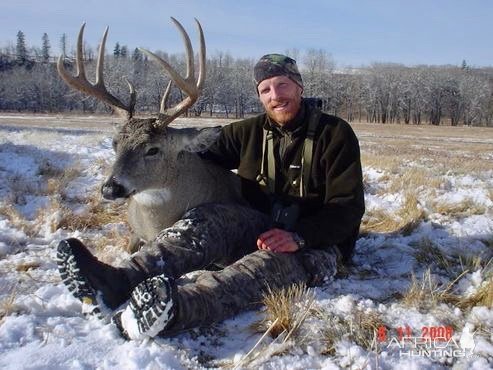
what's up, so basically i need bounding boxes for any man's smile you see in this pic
[272,101,289,110]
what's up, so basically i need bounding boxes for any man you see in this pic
[57,54,365,340]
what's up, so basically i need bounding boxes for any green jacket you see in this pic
[202,100,365,260]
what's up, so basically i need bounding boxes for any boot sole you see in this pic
[114,274,175,340]
[57,240,102,317]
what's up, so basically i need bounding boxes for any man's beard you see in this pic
[266,96,302,125]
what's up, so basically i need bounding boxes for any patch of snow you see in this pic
[0,116,492,369]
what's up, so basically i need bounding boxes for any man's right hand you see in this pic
[256,228,300,253]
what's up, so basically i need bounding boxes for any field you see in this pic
[0,113,492,369]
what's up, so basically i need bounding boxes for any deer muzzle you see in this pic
[101,176,130,200]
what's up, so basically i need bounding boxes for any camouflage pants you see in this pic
[124,203,339,332]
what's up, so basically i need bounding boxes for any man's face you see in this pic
[257,75,303,126]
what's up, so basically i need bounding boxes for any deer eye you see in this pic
[145,147,159,156]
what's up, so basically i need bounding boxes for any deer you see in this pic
[57,18,246,252]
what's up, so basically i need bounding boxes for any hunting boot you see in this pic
[57,238,147,315]
[112,274,177,340]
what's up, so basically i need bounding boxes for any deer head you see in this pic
[57,18,211,201]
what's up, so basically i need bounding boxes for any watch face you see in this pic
[293,233,305,249]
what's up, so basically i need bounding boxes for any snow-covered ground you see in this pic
[0,114,492,369]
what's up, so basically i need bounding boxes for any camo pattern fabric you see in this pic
[123,202,339,333]
[127,203,271,278]
[166,246,339,333]
[253,53,303,88]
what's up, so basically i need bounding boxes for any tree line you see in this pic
[1,31,492,126]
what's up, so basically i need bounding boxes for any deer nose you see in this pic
[101,177,127,200]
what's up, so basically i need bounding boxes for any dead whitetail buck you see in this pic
[58,18,244,251]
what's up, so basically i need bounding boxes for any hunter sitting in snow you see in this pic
[57,54,365,339]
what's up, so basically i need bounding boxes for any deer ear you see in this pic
[181,126,222,153]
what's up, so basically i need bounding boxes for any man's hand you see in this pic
[257,228,299,253]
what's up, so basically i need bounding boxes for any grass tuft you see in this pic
[361,192,425,235]
[432,198,486,218]
[45,166,81,198]
[458,277,493,309]
[0,285,19,324]
[388,167,442,194]
[236,283,315,369]
[0,204,40,237]
[15,262,41,272]
[55,195,126,232]
[402,269,463,309]
[315,308,384,355]
[413,237,453,273]
[257,283,315,340]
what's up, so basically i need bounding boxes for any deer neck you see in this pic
[132,188,172,207]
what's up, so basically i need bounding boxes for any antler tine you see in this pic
[170,17,194,81]
[57,24,136,119]
[194,18,206,90]
[139,48,192,96]
[95,27,109,88]
[75,23,87,79]
[139,17,206,127]
[160,80,173,112]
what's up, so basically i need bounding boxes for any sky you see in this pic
[1,0,492,68]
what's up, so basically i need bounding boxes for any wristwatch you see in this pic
[292,232,306,250]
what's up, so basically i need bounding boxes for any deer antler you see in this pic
[139,17,206,127]
[57,23,136,119]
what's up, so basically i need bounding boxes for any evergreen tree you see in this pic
[114,42,121,57]
[120,45,128,58]
[42,33,50,63]
[461,59,469,71]
[59,33,67,56]
[16,30,28,65]
[132,47,143,62]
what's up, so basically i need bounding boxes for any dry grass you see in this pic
[315,308,384,355]
[459,255,490,273]
[432,198,486,218]
[402,256,493,313]
[91,232,131,255]
[0,284,19,325]
[402,269,462,310]
[1,151,128,250]
[55,195,126,233]
[45,165,82,198]
[387,167,443,194]
[456,258,493,310]
[5,174,43,205]
[412,237,453,273]
[361,192,425,235]
[358,123,492,191]
[37,159,66,178]
[0,204,40,237]
[234,284,315,369]
[0,164,87,238]
[440,156,493,175]
[458,277,493,309]
[361,153,402,174]
[15,262,41,272]
[236,283,385,367]
[256,283,315,340]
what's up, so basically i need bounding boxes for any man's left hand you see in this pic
[257,228,299,253]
